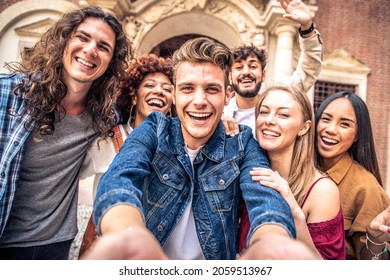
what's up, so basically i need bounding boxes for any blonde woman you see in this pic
[239,85,345,259]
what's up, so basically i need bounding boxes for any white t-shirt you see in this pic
[225,96,256,138]
[163,146,205,260]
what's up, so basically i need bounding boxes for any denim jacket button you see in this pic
[218,179,225,186]
[157,225,164,232]
[162,174,169,181]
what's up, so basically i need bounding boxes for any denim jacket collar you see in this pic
[168,118,225,163]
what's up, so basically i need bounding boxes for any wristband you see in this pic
[298,22,314,36]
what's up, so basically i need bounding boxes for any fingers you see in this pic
[251,168,288,195]
[279,0,289,10]
[222,116,239,137]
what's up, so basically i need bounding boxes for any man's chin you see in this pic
[235,90,258,98]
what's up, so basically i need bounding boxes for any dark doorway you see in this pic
[150,34,221,58]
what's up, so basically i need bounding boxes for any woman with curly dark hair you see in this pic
[0,6,133,260]
[78,53,174,258]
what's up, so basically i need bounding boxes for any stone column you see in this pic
[273,25,296,82]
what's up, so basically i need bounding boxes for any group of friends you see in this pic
[0,0,389,261]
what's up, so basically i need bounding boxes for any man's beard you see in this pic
[232,81,262,98]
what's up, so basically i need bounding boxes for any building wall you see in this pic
[315,0,390,191]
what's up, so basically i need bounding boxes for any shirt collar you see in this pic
[325,153,353,184]
[169,118,225,163]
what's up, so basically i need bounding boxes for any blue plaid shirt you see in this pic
[0,73,35,237]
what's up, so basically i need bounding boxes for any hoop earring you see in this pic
[129,103,136,125]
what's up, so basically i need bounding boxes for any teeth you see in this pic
[240,79,253,83]
[262,130,280,137]
[322,136,338,144]
[77,58,94,68]
[188,112,212,118]
[147,99,164,107]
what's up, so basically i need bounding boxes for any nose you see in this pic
[265,113,276,125]
[193,88,207,106]
[84,42,97,57]
[151,84,163,95]
[241,65,251,75]
[324,121,337,134]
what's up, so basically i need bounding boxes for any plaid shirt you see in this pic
[0,73,35,237]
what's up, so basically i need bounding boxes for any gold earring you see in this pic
[129,104,136,124]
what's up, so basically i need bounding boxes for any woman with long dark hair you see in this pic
[315,91,390,259]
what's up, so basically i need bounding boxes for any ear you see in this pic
[261,70,266,82]
[172,86,176,105]
[298,120,312,138]
[225,85,232,105]
[132,96,137,105]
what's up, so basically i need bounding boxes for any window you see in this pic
[313,81,356,113]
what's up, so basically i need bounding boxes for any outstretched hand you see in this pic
[367,205,390,243]
[279,0,313,27]
[80,227,169,260]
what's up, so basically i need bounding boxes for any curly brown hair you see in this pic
[7,6,133,138]
[116,54,174,124]
[232,44,267,70]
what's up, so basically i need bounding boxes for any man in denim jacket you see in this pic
[92,37,296,260]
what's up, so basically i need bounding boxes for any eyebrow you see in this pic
[144,78,172,85]
[76,30,114,51]
[234,59,260,64]
[261,104,291,110]
[322,112,356,123]
[177,82,222,87]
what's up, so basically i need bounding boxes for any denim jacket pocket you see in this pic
[201,160,240,212]
[147,153,186,208]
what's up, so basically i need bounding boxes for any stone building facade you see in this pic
[0,0,389,194]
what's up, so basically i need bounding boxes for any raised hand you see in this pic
[279,0,313,28]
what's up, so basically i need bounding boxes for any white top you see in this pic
[79,121,133,197]
[225,96,257,138]
[163,146,205,260]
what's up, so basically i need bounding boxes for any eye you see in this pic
[259,109,269,115]
[163,86,172,93]
[180,86,194,93]
[97,43,110,53]
[144,84,154,88]
[340,122,351,128]
[320,116,330,123]
[76,35,88,42]
[278,113,289,118]
[206,86,220,94]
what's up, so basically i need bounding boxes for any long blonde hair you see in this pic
[255,85,318,205]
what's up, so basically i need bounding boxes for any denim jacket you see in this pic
[94,112,295,260]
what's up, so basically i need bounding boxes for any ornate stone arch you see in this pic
[136,12,242,54]
[123,0,266,55]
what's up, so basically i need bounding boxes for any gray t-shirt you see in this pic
[0,111,97,247]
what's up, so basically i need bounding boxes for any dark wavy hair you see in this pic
[8,6,133,138]
[231,43,267,70]
[315,91,383,186]
[116,54,174,124]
